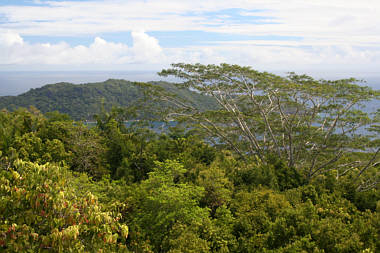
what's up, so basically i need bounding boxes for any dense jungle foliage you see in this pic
[0,64,379,252]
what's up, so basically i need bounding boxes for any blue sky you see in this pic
[0,0,379,76]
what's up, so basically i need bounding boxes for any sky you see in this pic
[0,0,380,76]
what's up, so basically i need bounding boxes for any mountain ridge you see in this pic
[0,79,216,120]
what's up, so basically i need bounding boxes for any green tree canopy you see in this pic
[158,63,380,189]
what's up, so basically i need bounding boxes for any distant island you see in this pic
[0,79,216,120]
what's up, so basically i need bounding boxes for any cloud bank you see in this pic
[1,30,380,73]
[0,0,379,73]
[1,0,379,45]
[0,30,163,66]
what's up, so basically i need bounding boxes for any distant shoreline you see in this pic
[0,71,379,96]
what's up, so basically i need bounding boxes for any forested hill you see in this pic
[0,79,216,120]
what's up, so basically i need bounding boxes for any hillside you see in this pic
[1,64,379,252]
[0,79,216,120]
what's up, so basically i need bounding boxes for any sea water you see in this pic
[0,71,379,110]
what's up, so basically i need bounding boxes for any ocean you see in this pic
[0,71,379,111]
[0,71,380,96]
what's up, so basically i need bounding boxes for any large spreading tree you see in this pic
[156,63,380,190]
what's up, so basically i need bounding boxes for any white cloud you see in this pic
[0,30,24,46]
[1,0,379,43]
[0,30,164,65]
[164,43,380,74]
[1,30,380,74]
[0,0,380,73]
[131,31,163,63]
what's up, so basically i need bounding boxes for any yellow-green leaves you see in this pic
[0,160,128,252]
